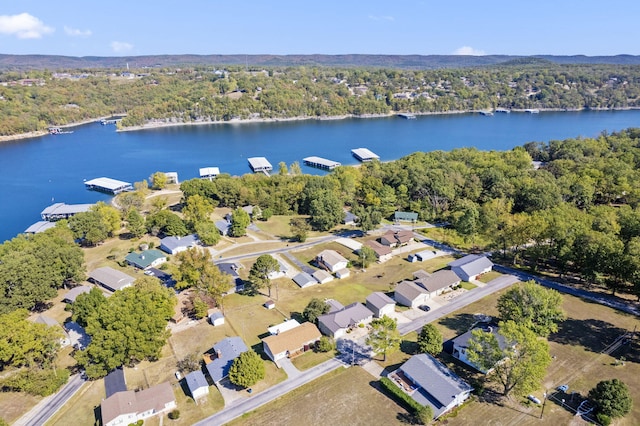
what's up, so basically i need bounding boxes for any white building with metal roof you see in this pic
[351,148,380,162]
[84,177,133,194]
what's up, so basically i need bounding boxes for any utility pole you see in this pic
[540,390,547,419]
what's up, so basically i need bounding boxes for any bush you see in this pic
[228,350,265,388]
[595,413,611,426]
[0,368,70,396]
[380,377,423,413]
[168,410,180,420]
[316,336,334,352]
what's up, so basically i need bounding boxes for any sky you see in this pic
[1,0,639,57]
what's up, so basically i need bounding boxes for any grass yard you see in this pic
[459,281,478,290]
[227,366,411,426]
[0,391,42,425]
[477,270,503,283]
[217,241,288,258]
[47,379,104,426]
[167,384,225,426]
[290,349,336,371]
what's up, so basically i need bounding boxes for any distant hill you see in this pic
[1,54,640,71]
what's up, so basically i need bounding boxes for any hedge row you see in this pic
[380,377,423,412]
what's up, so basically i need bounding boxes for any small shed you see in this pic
[209,312,225,327]
[335,268,350,279]
[264,300,276,310]
[185,370,210,401]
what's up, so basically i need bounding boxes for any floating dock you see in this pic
[495,108,511,113]
[478,110,494,116]
[524,109,540,114]
[199,167,220,180]
[248,157,273,174]
[397,113,416,119]
[100,118,123,125]
[84,177,133,194]
[303,156,342,170]
[41,203,94,221]
[351,148,380,162]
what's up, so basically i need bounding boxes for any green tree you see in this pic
[230,207,250,237]
[0,309,62,369]
[69,210,109,245]
[182,194,214,226]
[316,336,334,352]
[303,298,330,324]
[77,280,176,378]
[150,172,168,190]
[357,246,377,269]
[588,379,633,419]
[92,202,122,236]
[366,315,401,361]
[194,221,220,246]
[467,320,551,397]
[289,217,311,242]
[71,287,108,327]
[248,255,279,297]
[417,324,443,356]
[126,209,146,238]
[416,405,434,425]
[192,295,209,319]
[171,248,232,306]
[228,350,265,388]
[496,281,565,337]
[309,190,344,231]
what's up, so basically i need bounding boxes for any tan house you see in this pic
[262,322,322,362]
[101,382,176,426]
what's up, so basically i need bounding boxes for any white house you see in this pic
[448,254,494,281]
[185,370,209,401]
[449,324,508,373]
[312,269,334,284]
[317,303,373,338]
[159,234,199,255]
[316,250,349,273]
[392,354,473,419]
[366,292,396,318]
[101,382,176,426]
[394,280,429,308]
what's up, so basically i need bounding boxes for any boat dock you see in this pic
[199,167,220,181]
[48,127,73,134]
[495,108,511,113]
[248,157,273,175]
[84,177,133,194]
[351,148,380,162]
[478,110,494,116]
[41,203,93,221]
[397,113,416,119]
[100,118,123,125]
[303,156,341,171]
[524,109,540,114]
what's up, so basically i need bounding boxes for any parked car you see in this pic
[528,395,541,404]
[557,384,569,392]
[175,371,182,380]
[419,305,431,312]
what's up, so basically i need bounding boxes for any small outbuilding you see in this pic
[185,370,209,401]
[312,269,334,284]
[366,292,396,318]
[264,300,276,310]
[209,311,225,327]
[293,272,317,288]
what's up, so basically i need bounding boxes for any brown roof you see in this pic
[365,240,392,257]
[416,270,460,293]
[101,382,175,425]
[395,230,414,244]
[262,322,321,356]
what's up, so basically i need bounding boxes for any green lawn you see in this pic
[477,270,502,283]
[460,281,478,290]
[291,349,336,371]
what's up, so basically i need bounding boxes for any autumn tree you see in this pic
[497,281,565,337]
[366,315,401,361]
[171,248,232,306]
[467,320,551,397]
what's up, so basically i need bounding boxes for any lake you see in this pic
[1,110,639,242]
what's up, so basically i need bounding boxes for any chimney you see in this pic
[216,349,222,359]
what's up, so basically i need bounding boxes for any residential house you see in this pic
[216,262,243,293]
[292,272,317,288]
[267,260,290,280]
[392,354,473,419]
[394,280,429,308]
[317,303,374,338]
[62,285,92,303]
[408,250,438,262]
[125,249,167,270]
[365,240,392,263]
[159,234,199,255]
[101,382,177,426]
[394,211,419,223]
[325,299,345,313]
[205,337,248,383]
[104,367,127,398]
[447,324,507,372]
[316,250,349,273]
[262,322,321,362]
[185,370,209,400]
[366,292,396,318]
[448,254,494,281]
[312,269,334,284]
[88,266,135,292]
[215,219,231,236]
[343,210,358,226]
[413,270,431,281]
[33,315,71,347]
[380,230,414,247]
[415,270,461,298]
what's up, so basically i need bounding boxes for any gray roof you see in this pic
[84,177,132,191]
[317,250,348,268]
[318,303,373,334]
[394,211,419,221]
[159,234,199,253]
[24,221,56,234]
[312,269,333,282]
[206,337,248,382]
[209,312,224,322]
[413,269,431,280]
[351,148,380,161]
[448,254,494,278]
[247,157,272,171]
[416,270,460,293]
[451,324,508,353]
[88,267,135,291]
[217,262,241,278]
[400,354,472,417]
[303,156,341,168]
[63,285,92,303]
[325,299,345,313]
[199,167,220,177]
[395,280,428,301]
[343,210,358,224]
[215,220,230,234]
[104,367,127,398]
[293,272,317,288]
[40,202,93,218]
[185,370,208,396]
[366,292,395,310]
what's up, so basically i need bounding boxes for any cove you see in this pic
[1,109,639,242]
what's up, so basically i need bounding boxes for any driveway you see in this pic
[215,377,249,406]
[277,357,301,378]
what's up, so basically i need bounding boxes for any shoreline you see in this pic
[2,107,639,142]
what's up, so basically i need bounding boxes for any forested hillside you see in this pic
[1,63,640,136]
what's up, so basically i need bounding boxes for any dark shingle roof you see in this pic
[104,367,127,398]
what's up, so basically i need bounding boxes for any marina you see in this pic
[303,156,342,170]
[351,148,380,162]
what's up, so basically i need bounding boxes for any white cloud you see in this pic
[64,26,92,37]
[453,46,486,56]
[368,15,395,22]
[0,13,54,39]
[111,41,133,53]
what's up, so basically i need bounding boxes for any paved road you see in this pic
[14,373,85,426]
[398,274,520,335]
[493,264,640,317]
[194,358,344,426]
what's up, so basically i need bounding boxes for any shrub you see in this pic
[316,336,334,352]
[380,377,423,412]
[595,413,611,426]
[168,410,180,420]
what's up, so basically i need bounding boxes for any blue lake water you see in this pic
[1,110,639,242]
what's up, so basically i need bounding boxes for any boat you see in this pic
[397,113,416,119]
[48,127,74,135]
[478,110,494,116]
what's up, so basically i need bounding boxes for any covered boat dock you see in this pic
[41,202,94,221]
[84,177,133,194]
[248,157,273,174]
[351,148,380,162]
[303,156,341,171]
